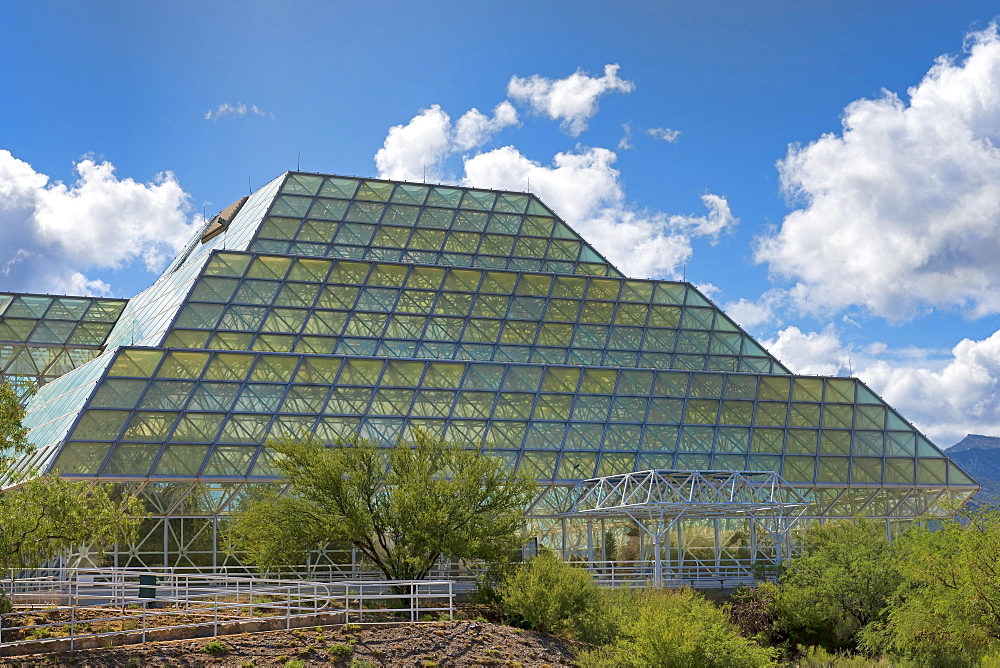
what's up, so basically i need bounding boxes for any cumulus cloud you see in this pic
[463,145,736,278]
[375,102,519,182]
[648,127,681,143]
[726,294,780,330]
[763,325,853,377]
[0,150,197,296]
[756,26,1000,321]
[453,101,519,151]
[507,64,635,136]
[764,324,1000,446]
[374,66,719,280]
[375,105,453,182]
[204,102,272,120]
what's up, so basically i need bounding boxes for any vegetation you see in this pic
[226,429,535,580]
[0,380,142,610]
[484,509,1000,666]
[203,640,232,655]
[767,519,901,653]
[497,550,601,635]
[860,505,1000,664]
[494,551,777,666]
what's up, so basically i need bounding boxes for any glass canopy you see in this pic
[0,171,978,571]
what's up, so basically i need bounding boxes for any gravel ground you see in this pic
[0,620,579,667]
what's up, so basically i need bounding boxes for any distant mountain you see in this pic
[945,434,1000,507]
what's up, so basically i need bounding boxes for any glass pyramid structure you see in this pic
[1,171,978,570]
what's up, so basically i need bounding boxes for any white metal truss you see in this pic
[559,469,809,586]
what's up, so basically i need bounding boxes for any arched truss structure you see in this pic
[560,469,809,586]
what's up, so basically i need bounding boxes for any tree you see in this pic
[226,429,536,580]
[860,504,1000,664]
[0,380,143,575]
[768,519,902,653]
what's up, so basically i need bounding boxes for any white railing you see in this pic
[582,558,770,588]
[0,569,454,653]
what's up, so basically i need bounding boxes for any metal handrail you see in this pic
[0,568,455,652]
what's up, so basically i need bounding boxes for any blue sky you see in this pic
[2,1,1000,445]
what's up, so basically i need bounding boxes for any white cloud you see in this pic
[374,67,716,280]
[756,25,1000,322]
[463,145,736,278]
[453,101,519,151]
[727,296,777,330]
[507,64,635,136]
[0,150,197,296]
[375,105,453,182]
[764,324,1000,446]
[375,102,519,182]
[669,193,737,239]
[648,127,681,143]
[617,123,633,150]
[204,102,272,121]
[763,325,852,377]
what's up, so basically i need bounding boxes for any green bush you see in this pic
[203,640,231,655]
[577,589,778,668]
[0,591,11,616]
[497,551,600,634]
[570,586,639,646]
[329,643,353,657]
[769,519,901,654]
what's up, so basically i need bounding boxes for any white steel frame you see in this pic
[560,469,809,586]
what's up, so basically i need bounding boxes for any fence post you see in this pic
[70,604,75,651]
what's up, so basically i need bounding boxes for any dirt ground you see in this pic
[0,619,579,667]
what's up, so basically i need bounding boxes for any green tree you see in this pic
[769,519,901,653]
[860,505,1000,664]
[226,429,535,580]
[0,380,143,599]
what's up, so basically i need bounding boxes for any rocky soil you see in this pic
[0,619,578,667]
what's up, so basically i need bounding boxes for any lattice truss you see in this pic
[564,469,808,520]
[561,469,809,584]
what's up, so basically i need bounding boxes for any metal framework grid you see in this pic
[560,469,809,586]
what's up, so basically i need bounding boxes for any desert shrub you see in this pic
[203,640,231,655]
[858,505,1000,665]
[794,644,901,667]
[570,586,641,646]
[329,643,353,657]
[497,550,600,634]
[770,519,901,654]
[577,588,778,668]
[730,583,780,646]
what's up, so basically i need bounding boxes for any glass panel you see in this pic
[886,458,915,484]
[789,403,821,428]
[782,456,815,482]
[109,349,163,377]
[820,430,852,455]
[153,445,210,476]
[102,443,162,475]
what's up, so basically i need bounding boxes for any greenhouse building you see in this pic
[0,171,978,579]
